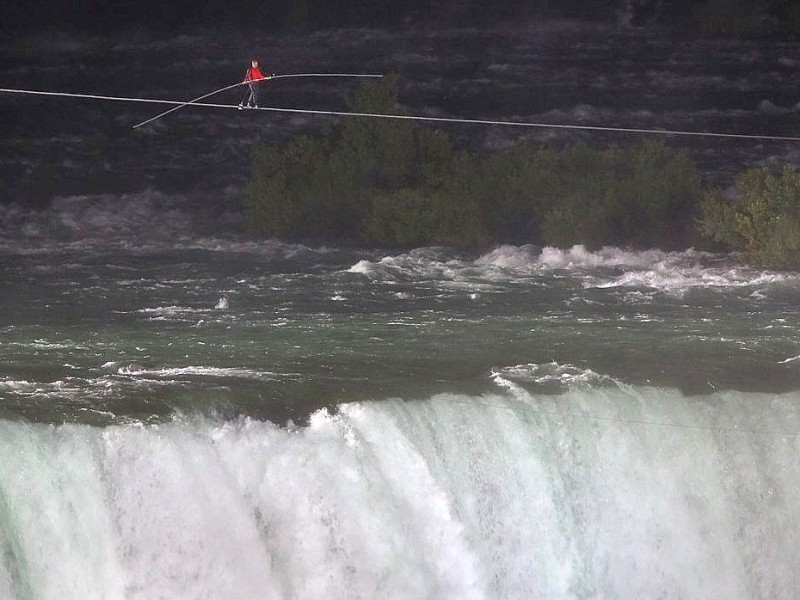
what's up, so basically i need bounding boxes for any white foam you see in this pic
[491,361,614,388]
[474,244,682,271]
[345,244,797,299]
[474,244,542,269]
[116,365,286,381]
[137,306,206,316]
[476,245,798,296]
[347,259,374,275]
[0,387,798,598]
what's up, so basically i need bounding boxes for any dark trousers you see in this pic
[242,82,259,107]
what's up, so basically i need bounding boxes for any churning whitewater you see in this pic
[1,387,799,599]
[2,213,800,598]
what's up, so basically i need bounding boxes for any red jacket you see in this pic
[244,67,266,82]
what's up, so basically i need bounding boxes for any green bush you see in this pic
[607,139,702,248]
[245,77,703,251]
[536,140,701,250]
[470,144,559,243]
[244,140,308,238]
[244,74,475,244]
[364,187,488,248]
[699,166,800,269]
[538,144,618,249]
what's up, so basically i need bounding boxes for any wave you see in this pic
[477,244,684,269]
[114,365,290,382]
[491,361,614,390]
[349,245,800,298]
[0,385,798,599]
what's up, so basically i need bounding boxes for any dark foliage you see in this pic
[245,77,704,250]
[698,166,800,269]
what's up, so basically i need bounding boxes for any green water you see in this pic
[3,243,800,424]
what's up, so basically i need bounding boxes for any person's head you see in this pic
[251,59,259,68]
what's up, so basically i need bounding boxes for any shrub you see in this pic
[699,165,800,269]
[474,143,559,243]
[244,140,300,238]
[607,139,701,248]
[364,187,489,248]
[245,77,703,251]
[244,74,467,244]
[539,140,701,249]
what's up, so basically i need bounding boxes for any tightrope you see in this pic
[3,85,800,142]
[130,73,384,128]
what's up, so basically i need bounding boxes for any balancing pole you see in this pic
[131,73,383,129]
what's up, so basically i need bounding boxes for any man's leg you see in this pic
[250,83,259,108]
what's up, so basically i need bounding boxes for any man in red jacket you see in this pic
[239,59,267,109]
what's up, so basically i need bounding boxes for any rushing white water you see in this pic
[0,383,798,600]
